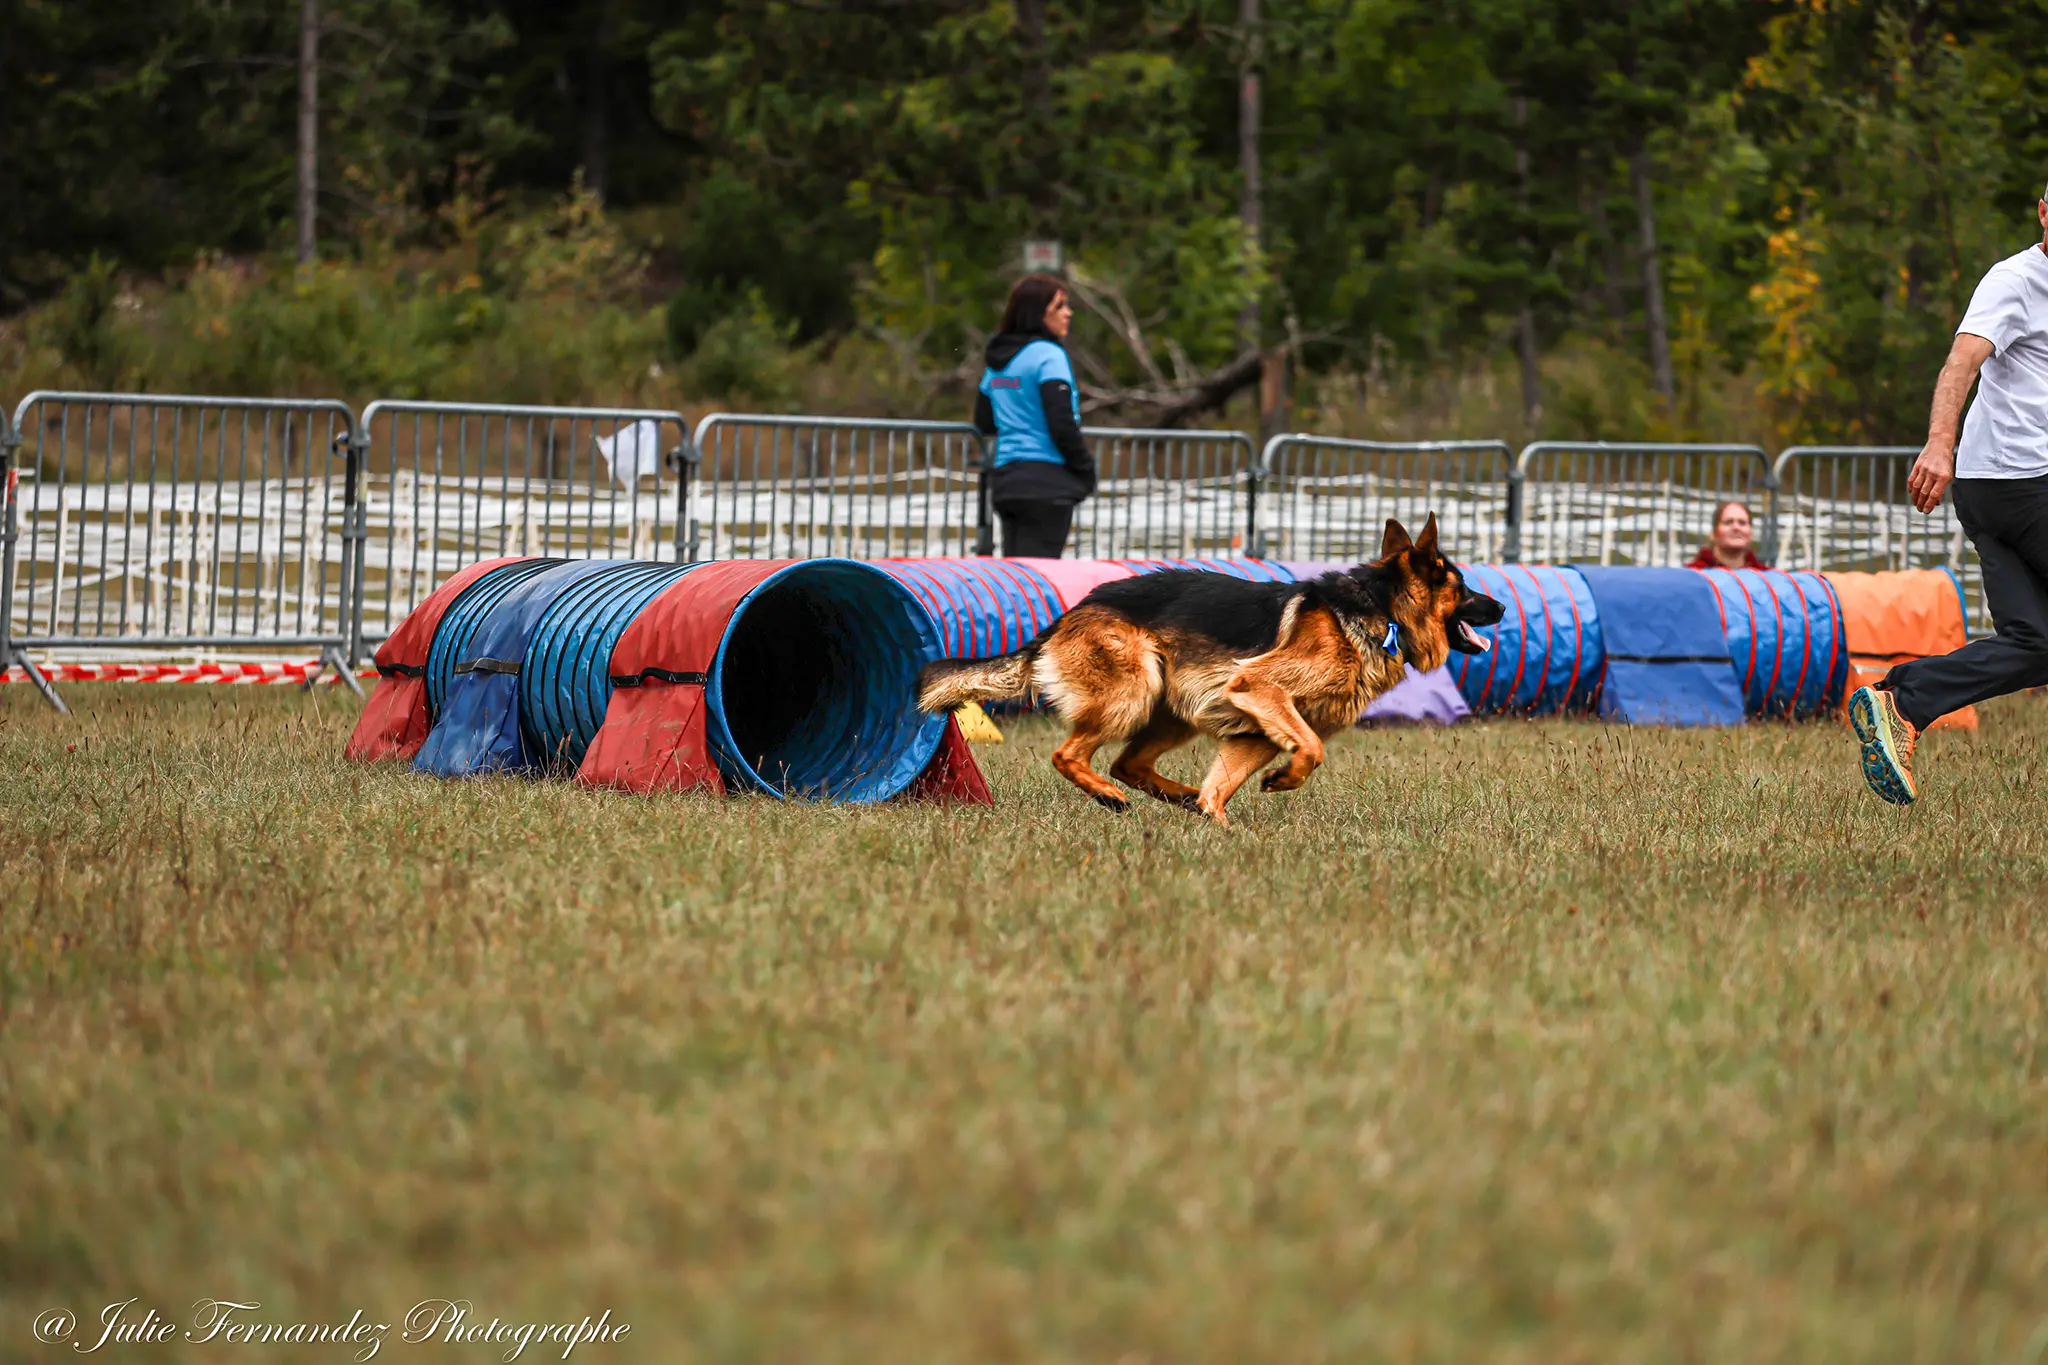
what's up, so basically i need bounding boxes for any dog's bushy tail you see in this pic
[917,646,1036,713]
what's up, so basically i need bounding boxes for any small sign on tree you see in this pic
[1021,240,1064,274]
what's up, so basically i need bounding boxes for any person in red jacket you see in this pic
[1687,500,1768,570]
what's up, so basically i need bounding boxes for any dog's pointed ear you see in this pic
[1415,511,1439,556]
[1380,518,1413,557]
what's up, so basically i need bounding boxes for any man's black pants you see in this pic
[1885,474,2048,728]
[998,501,1075,558]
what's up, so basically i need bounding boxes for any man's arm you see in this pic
[1910,332,1994,512]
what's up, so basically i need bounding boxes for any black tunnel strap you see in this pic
[609,668,709,688]
[377,662,426,678]
[1606,654,1733,664]
[455,657,522,676]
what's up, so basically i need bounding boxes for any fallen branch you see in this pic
[1060,269,1173,394]
[1076,349,1264,427]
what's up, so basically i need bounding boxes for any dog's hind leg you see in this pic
[1038,614,1162,814]
[1052,724,1132,811]
[1109,713,1201,812]
[1196,736,1282,827]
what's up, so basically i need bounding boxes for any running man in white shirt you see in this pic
[1853,186,2048,803]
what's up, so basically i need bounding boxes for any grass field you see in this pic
[3,685,2046,1364]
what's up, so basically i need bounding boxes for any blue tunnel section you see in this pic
[1695,568,1847,719]
[415,560,630,777]
[521,562,701,769]
[1452,564,1604,716]
[1451,565,1844,721]
[424,557,563,719]
[877,558,1062,660]
[708,560,947,802]
[1571,566,1746,726]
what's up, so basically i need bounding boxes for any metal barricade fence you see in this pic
[22,387,2011,706]
[354,400,694,658]
[691,414,986,561]
[3,391,364,711]
[1514,442,1776,568]
[1065,427,1256,560]
[1773,446,1987,635]
[1253,435,1514,563]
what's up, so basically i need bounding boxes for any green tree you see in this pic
[1746,0,2024,442]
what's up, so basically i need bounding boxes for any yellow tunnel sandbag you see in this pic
[1821,569,1978,732]
[953,701,1005,743]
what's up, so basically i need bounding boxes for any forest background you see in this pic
[5,0,2045,446]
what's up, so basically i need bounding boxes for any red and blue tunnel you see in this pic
[343,555,1862,801]
[352,557,987,804]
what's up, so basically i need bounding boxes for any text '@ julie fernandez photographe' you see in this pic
[33,1297,629,1360]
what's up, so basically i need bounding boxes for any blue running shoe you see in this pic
[1849,685,1918,805]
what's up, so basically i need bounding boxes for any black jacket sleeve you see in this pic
[1038,380,1096,490]
[972,391,996,437]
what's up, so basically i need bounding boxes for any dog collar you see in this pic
[1379,618,1401,657]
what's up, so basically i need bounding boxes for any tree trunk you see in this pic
[1630,138,1675,404]
[581,1,618,199]
[1513,96,1541,433]
[1260,348,1289,442]
[1517,306,1541,430]
[1238,0,1262,356]
[296,0,318,268]
[1017,0,1051,220]
[1018,0,1049,123]
[1583,149,1627,328]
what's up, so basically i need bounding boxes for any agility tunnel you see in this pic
[1447,564,1604,717]
[1695,568,1848,720]
[347,554,1886,802]
[1454,565,1844,723]
[345,555,544,762]
[583,558,954,801]
[1267,560,1845,724]
[351,556,985,803]
[418,558,663,777]
[522,562,699,770]
[424,557,568,720]
[1568,566,1748,725]
[875,557,1065,660]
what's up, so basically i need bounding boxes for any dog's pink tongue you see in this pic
[1460,622,1493,653]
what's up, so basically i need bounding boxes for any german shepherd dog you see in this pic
[916,514,1504,825]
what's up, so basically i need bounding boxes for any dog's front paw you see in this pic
[1092,789,1131,813]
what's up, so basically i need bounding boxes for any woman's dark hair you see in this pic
[998,273,1067,337]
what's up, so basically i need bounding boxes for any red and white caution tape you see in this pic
[4,661,377,685]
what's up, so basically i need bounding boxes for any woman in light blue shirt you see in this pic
[972,274,1096,557]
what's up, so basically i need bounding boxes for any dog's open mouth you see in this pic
[1454,619,1492,653]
